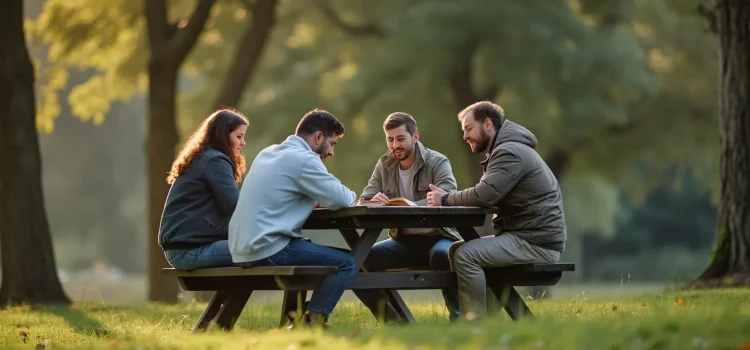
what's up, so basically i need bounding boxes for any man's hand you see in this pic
[371,192,390,203]
[426,184,447,206]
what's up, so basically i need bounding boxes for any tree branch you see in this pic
[313,0,385,37]
[697,2,719,34]
[170,0,217,63]
[144,0,170,49]
[214,0,279,109]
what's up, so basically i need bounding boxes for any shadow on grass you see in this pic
[31,304,108,336]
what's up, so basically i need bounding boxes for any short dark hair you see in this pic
[295,109,345,138]
[383,112,417,135]
[457,101,504,129]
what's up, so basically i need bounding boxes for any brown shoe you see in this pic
[286,311,328,331]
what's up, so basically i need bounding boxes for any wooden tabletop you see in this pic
[309,205,497,218]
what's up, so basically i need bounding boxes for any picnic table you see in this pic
[164,206,574,332]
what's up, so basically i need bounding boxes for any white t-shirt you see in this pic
[398,166,415,200]
[397,164,437,236]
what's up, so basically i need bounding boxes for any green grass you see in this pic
[2,289,750,349]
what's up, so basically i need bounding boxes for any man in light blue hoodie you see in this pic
[229,109,357,327]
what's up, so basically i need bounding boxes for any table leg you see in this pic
[490,286,533,320]
[279,290,308,327]
[341,228,415,324]
[456,226,481,241]
[191,290,228,333]
[214,290,253,331]
[349,228,382,268]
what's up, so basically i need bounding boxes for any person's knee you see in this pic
[453,246,477,272]
[339,254,357,278]
[362,248,388,272]
[429,247,451,271]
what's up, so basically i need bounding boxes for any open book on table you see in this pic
[355,197,418,207]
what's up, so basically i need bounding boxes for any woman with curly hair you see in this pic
[158,109,248,270]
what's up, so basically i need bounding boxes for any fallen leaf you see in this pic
[36,340,49,349]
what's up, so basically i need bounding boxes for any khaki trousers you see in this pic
[451,234,560,318]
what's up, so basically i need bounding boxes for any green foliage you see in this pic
[28,0,147,129]
[28,0,720,242]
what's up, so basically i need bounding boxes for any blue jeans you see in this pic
[352,236,460,321]
[164,240,235,270]
[238,238,356,316]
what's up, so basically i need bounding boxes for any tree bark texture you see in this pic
[696,0,750,287]
[0,0,70,306]
[144,0,216,302]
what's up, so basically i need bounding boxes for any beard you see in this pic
[392,144,414,161]
[314,143,328,160]
[471,129,492,153]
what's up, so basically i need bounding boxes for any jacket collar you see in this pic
[480,120,507,167]
[285,135,313,152]
[381,141,428,172]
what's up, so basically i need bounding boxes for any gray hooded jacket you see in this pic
[446,120,567,251]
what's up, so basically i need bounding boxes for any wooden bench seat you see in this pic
[166,263,574,291]
[164,262,574,331]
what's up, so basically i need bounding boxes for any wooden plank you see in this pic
[280,290,307,326]
[485,263,576,273]
[305,214,489,230]
[214,290,252,331]
[165,263,573,279]
[191,291,227,333]
[309,206,497,218]
[163,266,338,277]
[490,286,533,320]
[177,270,567,292]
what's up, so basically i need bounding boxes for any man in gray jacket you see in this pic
[426,101,567,319]
[353,112,462,321]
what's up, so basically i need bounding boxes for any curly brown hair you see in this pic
[167,109,248,185]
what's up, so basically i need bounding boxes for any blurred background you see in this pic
[16,0,719,303]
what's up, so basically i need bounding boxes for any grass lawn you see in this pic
[1,288,749,349]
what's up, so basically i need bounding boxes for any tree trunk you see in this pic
[214,0,279,109]
[146,64,181,302]
[144,0,216,302]
[448,44,499,185]
[0,0,70,306]
[694,0,750,287]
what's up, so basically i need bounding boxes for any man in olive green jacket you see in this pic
[426,101,567,319]
[352,112,462,321]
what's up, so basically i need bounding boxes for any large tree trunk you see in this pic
[144,0,216,303]
[146,65,181,302]
[0,0,70,306]
[693,0,750,287]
